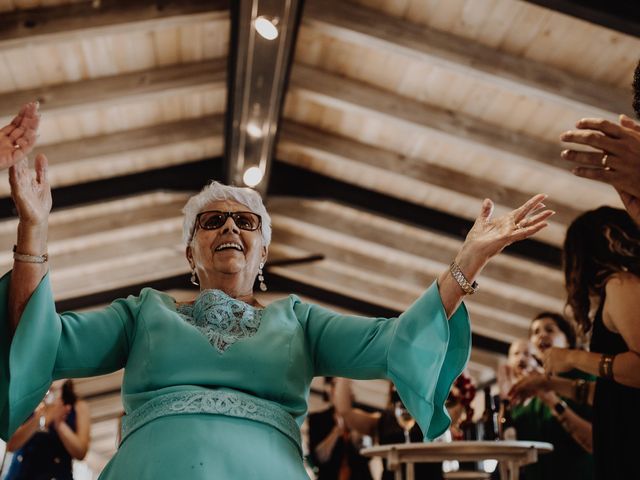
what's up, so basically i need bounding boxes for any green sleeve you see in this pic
[296,281,471,441]
[0,271,136,439]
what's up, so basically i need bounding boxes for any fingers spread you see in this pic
[513,193,547,223]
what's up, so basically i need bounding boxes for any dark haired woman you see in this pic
[539,207,640,480]
[5,379,90,480]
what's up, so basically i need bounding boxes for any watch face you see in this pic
[554,402,566,415]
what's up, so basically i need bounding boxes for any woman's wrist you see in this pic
[454,244,488,282]
[16,221,48,255]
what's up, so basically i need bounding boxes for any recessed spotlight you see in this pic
[255,16,278,40]
[243,166,264,187]
[246,122,263,138]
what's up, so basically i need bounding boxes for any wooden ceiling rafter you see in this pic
[0,0,229,49]
[303,0,632,117]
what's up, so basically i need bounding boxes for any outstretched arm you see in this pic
[8,153,52,337]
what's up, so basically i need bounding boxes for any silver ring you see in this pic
[602,154,611,171]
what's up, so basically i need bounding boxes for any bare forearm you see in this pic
[8,222,48,336]
[54,422,88,459]
[541,394,592,453]
[314,427,341,464]
[568,350,640,388]
[6,415,41,451]
[558,409,593,453]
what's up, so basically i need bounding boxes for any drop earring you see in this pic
[190,269,199,287]
[258,262,267,292]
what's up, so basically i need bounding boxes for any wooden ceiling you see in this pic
[0,0,638,472]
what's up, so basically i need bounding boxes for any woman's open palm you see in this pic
[9,154,52,226]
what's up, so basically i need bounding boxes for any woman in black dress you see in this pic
[541,207,640,480]
[5,380,90,480]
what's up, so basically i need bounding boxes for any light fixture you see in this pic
[243,166,264,187]
[246,122,263,138]
[255,16,278,40]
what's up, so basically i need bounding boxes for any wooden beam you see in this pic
[303,0,632,117]
[0,59,226,120]
[290,63,574,174]
[279,121,580,226]
[0,115,224,196]
[269,209,564,319]
[0,0,229,49]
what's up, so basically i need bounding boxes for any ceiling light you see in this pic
[243,166,264,187]
[246,122,263,138]
[255,16,278,40]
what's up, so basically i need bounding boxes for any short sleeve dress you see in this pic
[0,271,470,479]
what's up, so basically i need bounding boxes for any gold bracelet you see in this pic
[13,245,48,264]
[598,354,615,379]
[449,261,478,295]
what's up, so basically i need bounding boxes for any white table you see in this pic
[361,441,553,480]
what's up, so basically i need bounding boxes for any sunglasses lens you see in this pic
[199,212,226,230]
[233,212,260,230]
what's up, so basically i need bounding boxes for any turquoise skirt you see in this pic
[100,414,309,479]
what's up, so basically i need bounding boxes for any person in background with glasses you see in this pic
[0,102,553,479]
[5,380,90,480]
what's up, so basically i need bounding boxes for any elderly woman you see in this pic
[0,104,552,479]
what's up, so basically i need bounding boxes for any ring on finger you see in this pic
[601,154,611,171]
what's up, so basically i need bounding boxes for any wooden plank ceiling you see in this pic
[0,0,638,471]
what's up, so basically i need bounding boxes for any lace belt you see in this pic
[120,389,302,455]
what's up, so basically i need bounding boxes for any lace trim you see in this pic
[176,289,263,354]
[120,389,302,455]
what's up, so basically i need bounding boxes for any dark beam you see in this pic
[268,161,562,268]
[0,158,225,219]
[0,0,229,47]
[524,0,640,38]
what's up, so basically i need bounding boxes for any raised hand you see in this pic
[0,102,40,169]
[561,116,640,224]
[9,154,52,226]
[463,194,553,260]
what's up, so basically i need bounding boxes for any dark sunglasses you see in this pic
[191,210,262,240]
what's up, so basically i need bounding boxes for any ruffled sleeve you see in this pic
[0,271,135,439]
[387,281,470,441]
[296,280,470,441]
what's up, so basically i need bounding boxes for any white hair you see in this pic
[182,181,272,247]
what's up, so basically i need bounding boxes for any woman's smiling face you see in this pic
[187,199,266,290]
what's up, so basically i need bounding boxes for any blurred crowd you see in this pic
[304,59,640,480]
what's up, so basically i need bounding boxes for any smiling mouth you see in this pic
[537,341,551,351]
[215,242,244,252]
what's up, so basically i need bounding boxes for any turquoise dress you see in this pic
[0,271,470,479]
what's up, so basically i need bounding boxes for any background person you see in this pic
[5,380,90,480]
[308,378,373,480]
[538,207,640,480]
